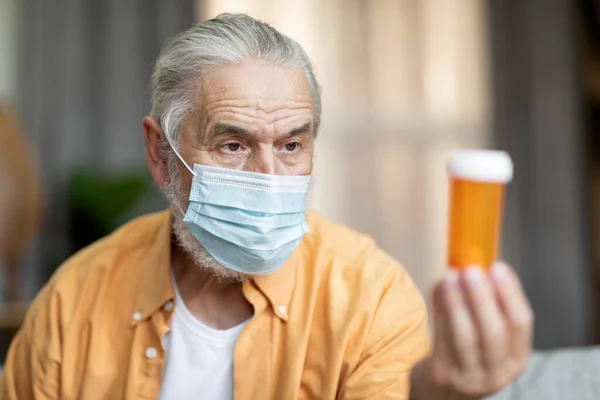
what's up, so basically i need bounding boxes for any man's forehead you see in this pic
[198,63,313,106]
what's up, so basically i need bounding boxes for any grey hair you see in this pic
[150,13,322,151]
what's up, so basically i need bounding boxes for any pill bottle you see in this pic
[447,150,513,270]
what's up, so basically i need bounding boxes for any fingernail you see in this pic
[464,265,485,286]
[444,268,460,290]
[491,262,511,282]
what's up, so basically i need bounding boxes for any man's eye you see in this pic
[225,143,241,152]
[285,142,298,151]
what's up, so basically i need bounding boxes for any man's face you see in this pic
[143,62,315,280]
[174,62,315,200]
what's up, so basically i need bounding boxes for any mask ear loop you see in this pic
[164,128,197,178]
[163,128,196,216]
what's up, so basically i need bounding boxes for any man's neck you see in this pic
[171,246,254,330]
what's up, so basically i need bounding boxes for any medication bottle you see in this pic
[447,150,513,270]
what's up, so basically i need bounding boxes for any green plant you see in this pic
[67,167,153,252]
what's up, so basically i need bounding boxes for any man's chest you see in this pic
[60,307,356,400]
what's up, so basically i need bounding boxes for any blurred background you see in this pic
[0,0,597,362]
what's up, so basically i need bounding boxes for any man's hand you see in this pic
[410,262,534,400]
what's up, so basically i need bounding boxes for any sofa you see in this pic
[490,347,600,399]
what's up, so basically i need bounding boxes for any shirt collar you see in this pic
[132,209,298,324]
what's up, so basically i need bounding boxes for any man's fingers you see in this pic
[441,268,480,370]
[491,262,534,362]
[424,264,533,399]
[462,266,508,369]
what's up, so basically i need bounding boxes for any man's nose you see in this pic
[247,147,277,175]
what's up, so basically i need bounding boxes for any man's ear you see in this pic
[143,116,170,186]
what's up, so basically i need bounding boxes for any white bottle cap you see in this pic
[447,150,513,183]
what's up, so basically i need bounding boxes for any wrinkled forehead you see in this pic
[195,62,315,121]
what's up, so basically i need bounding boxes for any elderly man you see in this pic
[0,14,532,400]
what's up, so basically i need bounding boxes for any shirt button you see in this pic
[132,312,142,321]
[164,301,173,312]
[277,305,287,315]
[145,347,157,359]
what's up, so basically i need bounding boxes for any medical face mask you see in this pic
[166,138,311,276]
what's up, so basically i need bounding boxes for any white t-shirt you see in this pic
[158,277,249,400]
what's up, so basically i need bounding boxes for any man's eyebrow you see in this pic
[209,122,313,138]
[286,122,313,137]
[210,122,253,138]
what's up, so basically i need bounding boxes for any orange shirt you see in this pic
[0,210,431,399]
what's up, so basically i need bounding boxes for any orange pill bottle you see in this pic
[447,150,513,270]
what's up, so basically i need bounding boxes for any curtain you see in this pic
[489,0,594,348]
[16,0,196,297]
[0,0,20,100]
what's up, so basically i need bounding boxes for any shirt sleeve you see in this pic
[0,283,62,399]
[338,264,433,400]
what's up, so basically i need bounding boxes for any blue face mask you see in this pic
[167,140,311,276]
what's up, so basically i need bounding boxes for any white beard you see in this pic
[163,156,248,283]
